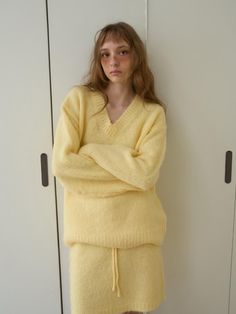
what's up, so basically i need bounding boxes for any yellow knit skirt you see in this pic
[69,242,166,314]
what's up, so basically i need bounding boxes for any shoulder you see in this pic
[60,85,103,118]
[142,98,165,112]
[139,98,166,122]
[61,84,96,108]
[65,84,92,99]
[59,85,88,119]
[137,99,167,134]
[66,85,103,106]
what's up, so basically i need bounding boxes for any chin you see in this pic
[109,77,127,84]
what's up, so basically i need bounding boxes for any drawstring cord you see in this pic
[112,248,121,297]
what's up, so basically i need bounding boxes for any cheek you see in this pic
[101,59,109,68]
[117,55,131,65]
[123,59,133,73]
[121,56,133,67]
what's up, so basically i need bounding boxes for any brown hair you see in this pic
[82,21,167,114]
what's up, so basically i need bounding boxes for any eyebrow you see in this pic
[100,45,129,52]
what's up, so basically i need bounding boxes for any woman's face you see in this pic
[100,37,133,85]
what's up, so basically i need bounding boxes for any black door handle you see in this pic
[40,153,49,186]
[225,151,232,184]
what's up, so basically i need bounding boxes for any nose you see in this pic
[110,54,119,67]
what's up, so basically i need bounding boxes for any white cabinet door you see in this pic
[148,1,236,314]
[0,2,61,313]
[48,1,146,313]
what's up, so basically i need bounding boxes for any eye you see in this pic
[101,52,109,58]
[119,50,129,55]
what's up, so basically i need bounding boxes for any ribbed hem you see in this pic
[64,229,166,248]
[72,299,166,314]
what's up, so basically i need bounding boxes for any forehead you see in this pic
[100,35,129,50]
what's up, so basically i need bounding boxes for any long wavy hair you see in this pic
[82,21,167,114]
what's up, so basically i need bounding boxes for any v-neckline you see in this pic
[105,94,138,126]
[93,91,142,136]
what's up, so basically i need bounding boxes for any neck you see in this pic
[104,82,135,108]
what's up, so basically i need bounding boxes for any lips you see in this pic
[110,70,121,74]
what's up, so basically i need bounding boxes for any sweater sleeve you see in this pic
[79,106,167,191]
[51,88,144,195]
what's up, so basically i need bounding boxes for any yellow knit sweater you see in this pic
[51,85,167,249]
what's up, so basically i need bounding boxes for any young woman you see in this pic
[52,22,167,314]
